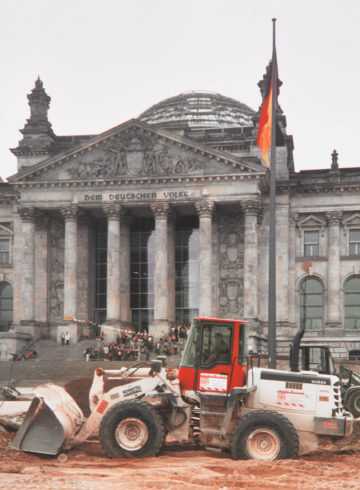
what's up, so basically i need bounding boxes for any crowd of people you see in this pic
[82,324,190,362]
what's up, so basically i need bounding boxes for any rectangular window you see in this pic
[349,230,360,256]
[0,239,10,265]
[304,231,319,257]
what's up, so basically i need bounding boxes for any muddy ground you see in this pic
[1,427,360,489]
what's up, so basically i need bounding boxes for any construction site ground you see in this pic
[1,339,360,488]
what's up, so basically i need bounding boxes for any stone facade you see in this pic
[1,81,360,360]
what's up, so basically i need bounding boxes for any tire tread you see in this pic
[99,399,166,459]
[230,409,299,460]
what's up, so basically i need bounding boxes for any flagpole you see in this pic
[268,18,277,369]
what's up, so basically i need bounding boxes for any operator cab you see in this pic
[178,317,248,396]
[291,344,336,375]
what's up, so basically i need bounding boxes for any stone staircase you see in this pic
[0,338,182,388]
[29,338,101,361]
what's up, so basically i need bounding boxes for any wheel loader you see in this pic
[290,324,360,419]
[10,317,356,460]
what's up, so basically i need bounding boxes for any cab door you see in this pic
[195,322,234,394]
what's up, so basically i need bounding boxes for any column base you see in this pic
[0,330,33,361]
[57,323,80,344]
[17,321,42,342]
[149,319,172,339]
[101,320,126,342]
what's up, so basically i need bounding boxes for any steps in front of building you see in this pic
[0,357,181,387]
[0,338,182,387]
[28,338,101,361]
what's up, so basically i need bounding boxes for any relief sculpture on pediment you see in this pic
[67,130,203,179]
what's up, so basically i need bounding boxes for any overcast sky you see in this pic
[1,0,359,180]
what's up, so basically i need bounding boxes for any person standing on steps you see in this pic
[65,331,70,345]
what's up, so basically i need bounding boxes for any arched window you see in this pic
[0,282,13,331]
[300,277,323,330]
[344,276,360,329]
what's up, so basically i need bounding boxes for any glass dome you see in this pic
[139,91,255,129]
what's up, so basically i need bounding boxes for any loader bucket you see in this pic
[10,383,84,456]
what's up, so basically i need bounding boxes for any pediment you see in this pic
[298,214,326,228]
[344,213,360,227]
[9,120,263,183]
[0,224,12,235]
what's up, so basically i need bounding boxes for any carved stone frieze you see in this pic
[49,218,64,323]
[217,212,244,318]
[67,128,204,180]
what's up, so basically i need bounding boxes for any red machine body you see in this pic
[178,317,248,397]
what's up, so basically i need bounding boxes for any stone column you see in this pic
[103,205,121,327]
[120,209,132,327]
[19,207,36,325]
[288,213,298,326]
[196,200,214,317]
[168,214,176,325]
[61,206,78,341]
[34,213,49,327]
[326,211,342,329]
[242,201,259,325]
[150,203,170,337]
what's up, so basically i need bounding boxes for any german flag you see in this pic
[257,65,274,167]
[257,54,279,167]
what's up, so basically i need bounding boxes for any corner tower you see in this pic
[11,77,57,170]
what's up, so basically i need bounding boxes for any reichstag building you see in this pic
[1,76,360,359]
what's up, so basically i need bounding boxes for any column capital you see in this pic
[60,205,79,222]
[241,200,261,216]
[18,206,37,222]
[151,202,170,219]
[326,211,342,225]
[289,212,299,227]
[120,208,134,225]
[103,204,121,219]
[35,211,50,228]
[195,200,214,218]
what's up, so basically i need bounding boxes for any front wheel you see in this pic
[230,410,299,460]
[346,390,360,418]
[99,399,165,458]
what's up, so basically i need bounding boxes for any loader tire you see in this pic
[99,399,165,458]
[346,390,360,418]
[230,410,299,461]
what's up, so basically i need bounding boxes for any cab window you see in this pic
[201,323,233,367]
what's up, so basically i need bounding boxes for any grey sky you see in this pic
[1,0,359,180]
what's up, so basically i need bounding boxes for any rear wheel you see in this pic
[346,390,360,418]
[230,410,299,460]
[99,399,165,458]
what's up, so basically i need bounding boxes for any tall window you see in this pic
[94,226,107,323]
[0,282,13,331]
[304,231,319,257]
[175,217,199,325]
[349,230,360,256]
[130,218,155,332]
[300,277,323,330]
[344,276,360,329]
[0,238,10,265]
